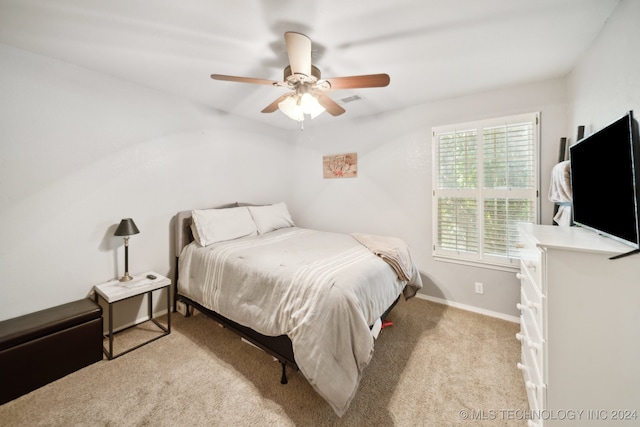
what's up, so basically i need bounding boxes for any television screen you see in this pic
[569,111,640,249]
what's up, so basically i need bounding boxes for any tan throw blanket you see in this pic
[351,232,414,282]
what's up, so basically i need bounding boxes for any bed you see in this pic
[173,202,422,416]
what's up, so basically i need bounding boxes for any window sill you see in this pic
[433,254,520,273]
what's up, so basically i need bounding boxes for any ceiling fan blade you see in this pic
[324,73,390,90]
[284,32,312,78]
[261,94,291,113]
[316,94,345,116]
[211,74,278,86]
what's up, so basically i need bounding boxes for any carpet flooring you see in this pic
[0,297,528,426]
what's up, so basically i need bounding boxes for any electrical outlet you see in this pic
[475,282,484,295]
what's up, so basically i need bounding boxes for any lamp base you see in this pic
[119,272,133,282]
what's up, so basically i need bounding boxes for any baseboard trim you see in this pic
[415,293,519,323]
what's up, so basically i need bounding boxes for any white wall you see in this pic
[0,44,292,321]
[289,79,568,318]
[567,0,640,136]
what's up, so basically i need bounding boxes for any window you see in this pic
[432,112,539,270]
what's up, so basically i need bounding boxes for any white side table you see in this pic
[94,271,171,359]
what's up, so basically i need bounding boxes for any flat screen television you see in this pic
[569,111,640,257]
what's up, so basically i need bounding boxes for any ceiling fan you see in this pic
[211,32,390,125]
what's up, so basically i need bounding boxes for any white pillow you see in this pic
[191,207,257,246]
[248,202,295,234]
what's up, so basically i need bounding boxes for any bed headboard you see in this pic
[174,202,240,258]
[175,209,195,258]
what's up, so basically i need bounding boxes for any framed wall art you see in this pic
[323,152,357,179]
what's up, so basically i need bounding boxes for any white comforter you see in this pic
[178,227,422,416]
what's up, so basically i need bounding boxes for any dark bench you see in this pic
[0,298,103,404]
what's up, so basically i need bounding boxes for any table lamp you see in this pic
[114,218,140,282]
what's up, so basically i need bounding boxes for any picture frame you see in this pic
[323,152,357,179]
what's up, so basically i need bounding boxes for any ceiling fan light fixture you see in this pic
[278,95,304,122]
[278,93,325,122]
[211,32,388,123]
[300,93,325,119]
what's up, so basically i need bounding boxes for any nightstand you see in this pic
[93,271,171,359]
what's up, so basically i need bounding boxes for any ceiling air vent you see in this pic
[340,94,362,104]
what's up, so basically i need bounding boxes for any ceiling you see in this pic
[0,0,620,129]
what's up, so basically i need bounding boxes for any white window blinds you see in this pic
[432,113,539,270]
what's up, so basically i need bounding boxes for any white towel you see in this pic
[548,160,573,226]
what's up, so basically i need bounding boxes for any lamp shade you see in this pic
[278,92,326,122]
[299,93,325,119]
[278,95,304,122]
[114,218,140,236]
